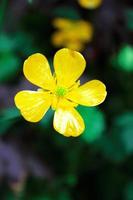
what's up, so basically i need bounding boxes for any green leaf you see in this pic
[1,107,20,120]
[125,9,133,31]
[95,112,133,162]
[115,112,133,154]
[0,120,13,135]
[95,134,127,163]
[77,106,106,143]
[124,181,133,200]
[114,112,133,128]
[64,174,77,187]
[53,6,80,20]
[0,34,16,53]
[112,45,133,72]
[12,32,37,56]
[0,53,20,82]
[57,190,72,200]
[39,109,54,131]
[0,107,20,135]
[0,0,8,31]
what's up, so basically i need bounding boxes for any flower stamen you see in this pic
[55,86,68,97]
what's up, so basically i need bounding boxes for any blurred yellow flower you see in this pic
[15,48,107,137]
[78,0,102,9]
[52,18,93,51]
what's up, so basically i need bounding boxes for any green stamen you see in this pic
[56,87,67,97]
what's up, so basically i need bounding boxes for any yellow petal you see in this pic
[14,90,51,122]
[53,18,72,29]
[51,95,78,110]
[52,32,84,51]
[54,48,86,88]
[78,0,102,9]
[23,53,55,91]
[51,32,65,47]
[65,40,84,52]
[58,98,78,108]
[53,107,85,137]
[67,80,107,106]
[77,21,93,41]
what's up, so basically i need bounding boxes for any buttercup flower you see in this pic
[52,18,93,51]
[78,0,102,9]
[15,48,107,137]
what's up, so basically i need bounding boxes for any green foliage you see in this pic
[0,0,8,30]
[77,106,106,143]
[0,34,16,53]
[94,112,133,163]
[39,109,54,131]
[28,0,33,4]
[112,45,133,72]
[125,9,133,31]
[13,32,37,56]
[124,181,133,200]
[0,32,36,83]
[0,107,20,135]
[0,33,20,82]
[96,133,127,163]
[0,52,20,82]
[53,6,81,20]
[116,112,133,154]
[1,107,20,120]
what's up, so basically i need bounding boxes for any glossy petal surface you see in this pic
[67,80,107,106]
[15,90,51,122]
[23,53,55,90]
[53,107,85,137]
[54,48,86,88]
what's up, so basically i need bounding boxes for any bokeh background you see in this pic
[0,0,133,199]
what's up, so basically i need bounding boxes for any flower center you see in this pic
[55,86,67,97]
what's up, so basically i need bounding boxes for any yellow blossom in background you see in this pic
[52,18,93,51]
[78,0,102,9]
[14,48,107,137]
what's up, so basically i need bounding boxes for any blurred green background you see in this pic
[0,0,133,199]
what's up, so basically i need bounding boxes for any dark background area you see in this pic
[0,0,133,199]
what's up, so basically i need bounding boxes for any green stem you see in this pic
[0,0,8,32]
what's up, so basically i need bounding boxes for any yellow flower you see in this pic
[78,0,102,9]
[14,48,107,137]
[52,18,93,51]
